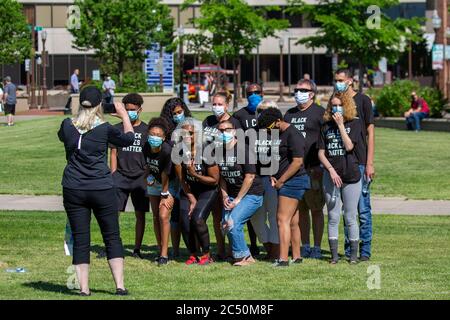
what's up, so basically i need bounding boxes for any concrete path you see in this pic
[0,195,449,216]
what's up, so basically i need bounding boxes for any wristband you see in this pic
[161,191,171,199]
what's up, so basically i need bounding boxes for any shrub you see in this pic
[372,80,444,118]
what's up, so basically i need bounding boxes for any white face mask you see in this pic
[295,91,311,105]
[212,105,225,117]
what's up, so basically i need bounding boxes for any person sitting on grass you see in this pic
[404,92,430,132]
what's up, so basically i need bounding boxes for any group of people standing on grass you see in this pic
[58,68,375,296]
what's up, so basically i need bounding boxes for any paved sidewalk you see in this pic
[0,195,449,215]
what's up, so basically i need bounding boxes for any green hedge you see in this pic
[368,80,445,118]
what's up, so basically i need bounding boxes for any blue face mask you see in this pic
[128,111,139,122]
[335,82,348,93]
[247,94,263,113]
[148,136,164,148]
[173,112,185,124]
[222,132,234,144]
[332,105,344,115]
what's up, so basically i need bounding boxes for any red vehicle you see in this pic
[186,64,236,102]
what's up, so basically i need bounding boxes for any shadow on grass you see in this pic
[23,281,112,296]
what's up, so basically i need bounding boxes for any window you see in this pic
[169,6,179,28]
[180,6,194,28]
[285,12,302,28]
[52,5,69,28]
[35,5,52,28]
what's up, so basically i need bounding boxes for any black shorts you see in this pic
[113,172,149,213]
[4,104,16,115]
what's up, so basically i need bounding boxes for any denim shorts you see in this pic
[278,174,311,200]
[147,178,180,199]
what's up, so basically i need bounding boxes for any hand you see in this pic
[188,196,197,217]
[187,161,197,176]
[159,195,174,211]
[111,102,127,119]
[365,164,375,180]
[271,177,277,188]
[329,168,343,188]
[224,197,235,211]
[332,112,344,127]
[274,179,285,190]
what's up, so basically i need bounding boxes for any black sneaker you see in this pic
[157,256,169,266]
[115,288,129,296]
[359,256,370,262]
[250,245,260,257]
[273,259,289,267]
[132,249,143,259]
[79,291,91,297]
[292,258,303,264]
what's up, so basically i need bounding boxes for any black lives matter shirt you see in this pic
[142,141,173,184]
[353,92,374,165]
[284,103,325,168]
[111,122,148,179]
[273,125,307,180]
[232,107,257,131]
[318,120,362,184]
[253,130,280,177]
[218,143,264,198]
[182,156,218,194]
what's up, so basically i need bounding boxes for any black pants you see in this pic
[63,188,124,265]
[180,189,218,254]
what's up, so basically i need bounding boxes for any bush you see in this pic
[370,80,445,118]
[113,70,149,93]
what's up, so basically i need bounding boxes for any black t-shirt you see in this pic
[202,115,242,144]
[318,120,362,184]
[284,103,325,168]
[111,121,148,178]
[353,92,374,165]
[253,130,280,177]
[233,107,257,131]
[58,118,134,190]
[273,125,307,180]
[182,156,218,194]
[218,143,264,198]
[142,141,173,183]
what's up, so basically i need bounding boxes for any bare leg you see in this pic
[159,205,171,258]
[134,211,145,250]
[149,196,162,253]
[75,264,89,294]
[107,258,125,290]
[278,196,300,262]
[290,209,301,260]
[311,209,324,248]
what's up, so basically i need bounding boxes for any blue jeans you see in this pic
[406,112,428,131]
[344,165,372,257]
[225,194,263,259]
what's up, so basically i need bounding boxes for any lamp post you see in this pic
[177,25,185,101]
[288,37,296,94]
[432,9,441,89]
[41,30,49,109]
[37,55,42,107]
[278,37,285,103]
[30,26,37,109]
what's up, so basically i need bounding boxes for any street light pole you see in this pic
[288,37,296,94]
[30,26,37,109]
[41,30,49,109]
[278,37,285,103]
[177,26,185,101]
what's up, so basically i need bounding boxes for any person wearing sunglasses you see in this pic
[318,95,362,265]
[232,83,264,257]
[257,107,309,267]
[217,121,264,266]
[174,118,220,266]
[284,80,325,260]
[202,92,241,261]
[110,94,149,260]
[142,117,178,266]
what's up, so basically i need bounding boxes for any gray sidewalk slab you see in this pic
[0,195,449,215]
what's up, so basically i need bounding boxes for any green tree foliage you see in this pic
[70,0,174,87]
[287,0,423,90]
[183,0,289,107]
[0,0,32,65]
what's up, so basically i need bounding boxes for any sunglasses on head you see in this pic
[248,91,262,96]
[294,88,313,93]
[266,121,277,130]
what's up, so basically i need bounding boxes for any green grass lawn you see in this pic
[0,211,449,300]
[0,113,449,199]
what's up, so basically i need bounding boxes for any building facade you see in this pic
[4,0,427,89]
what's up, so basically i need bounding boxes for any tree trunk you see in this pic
[233,58,238,110]
[160,46,164,92]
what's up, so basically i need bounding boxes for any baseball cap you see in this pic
[79,86,102,108]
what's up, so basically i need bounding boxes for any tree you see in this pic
[70,0,174,87]
[287,0,423,91]
[183,0,289,108]
[0,0,31,65]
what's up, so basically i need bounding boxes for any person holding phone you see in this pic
[58,86,134,296]
[318,95,362,264]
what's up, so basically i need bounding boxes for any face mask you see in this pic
[148,136,164,148]
[247,94,263,113]
[295,91,311,105]
[212,105,225,118]
[128,111,139,122]
[335,82,348,93]
[173,112,185,124]
[332,105,344,115]
[222,132,234,144]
